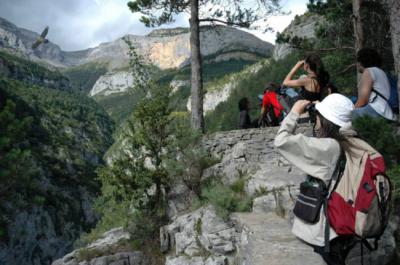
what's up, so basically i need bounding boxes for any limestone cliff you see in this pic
[0,17,273,71]
[273,13,323,61]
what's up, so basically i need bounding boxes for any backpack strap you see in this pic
[370,88,389,102]
[323,153,346,253]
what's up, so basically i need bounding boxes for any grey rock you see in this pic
[273,14,324,61]
[231,212,325,265]
[166,256,227,265]
[161,206,238,259]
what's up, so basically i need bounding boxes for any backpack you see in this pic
[325,138,392,252]
[386,73,399,115]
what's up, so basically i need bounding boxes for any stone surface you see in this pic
[166,255,227,265]
[202,127,310,198]
[161,206,237,264]
[89,71,134,96]
[51,229,140,265]
[52,251,144,265]
[231,212,326,265]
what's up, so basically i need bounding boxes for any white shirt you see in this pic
[367,67,396,121]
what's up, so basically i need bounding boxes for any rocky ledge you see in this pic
[53,126,399,265]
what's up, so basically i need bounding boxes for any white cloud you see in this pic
[0,0,308,50]
[243,0,308,43]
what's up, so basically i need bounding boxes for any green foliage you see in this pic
[0,51,67,86]
[199,178,253,220]
[128,0,282,28]
[0,75,114,241]
[63,62,108,94]
[388,165,400,200]
[86,84,174,245]
[0,98,34,228]
[166,113,219,196]
[205,54,303,132]
[352,117,400,167]
[95,58,255,125]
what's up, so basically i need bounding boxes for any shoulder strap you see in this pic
[324,153,346,253]
[371,88,389,102]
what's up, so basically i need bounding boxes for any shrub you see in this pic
[352,116,400,167]
[199,178,252,219]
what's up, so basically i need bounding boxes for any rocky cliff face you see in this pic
[273,13,323,61]
[0,17,273,71]
[54,126,399,265]
[76,25,272,71]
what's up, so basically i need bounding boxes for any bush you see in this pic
[352,116,400,167]
[388,165,400,200]
[199,178,252,219]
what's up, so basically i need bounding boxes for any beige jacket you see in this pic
[274,111,340,246]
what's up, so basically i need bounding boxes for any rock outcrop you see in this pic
[89,71,134,96]
[273,13,323,61]
[52,228,146,265]
[53,126,399,265]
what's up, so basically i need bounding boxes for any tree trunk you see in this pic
[352,0,364,94]
[352,0,364,52]
[386,0,400,119]
[189,0,204,132]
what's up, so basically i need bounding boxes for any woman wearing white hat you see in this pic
[274,93,355,265]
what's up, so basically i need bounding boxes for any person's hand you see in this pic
[292,100,311,115]
[295,60,305,68]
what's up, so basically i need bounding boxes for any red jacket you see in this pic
[262,91,284,117]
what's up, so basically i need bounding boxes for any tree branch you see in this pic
[199,18,250,28]
[332,63,357,76]
[288,45,355,52]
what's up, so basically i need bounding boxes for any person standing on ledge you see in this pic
[352,48,397,121]
[274,94,355,265]
[283,54,330,101]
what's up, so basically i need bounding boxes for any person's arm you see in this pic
[355,69,373,108]
[283,60,308,88]
[274,100,341,182]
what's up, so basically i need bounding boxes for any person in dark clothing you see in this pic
[238,97,257,129]
[283,54,330,101]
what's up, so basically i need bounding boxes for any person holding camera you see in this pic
[274,94,355,265]
[283,54,330,101]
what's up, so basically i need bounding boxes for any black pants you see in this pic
[312,237,355,265]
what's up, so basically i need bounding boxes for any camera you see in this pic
[305,103,317,123]
[305,103,316,113]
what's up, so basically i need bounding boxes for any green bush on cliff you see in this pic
[197,177,253,220]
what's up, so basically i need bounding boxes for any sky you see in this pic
[0,0,308,51]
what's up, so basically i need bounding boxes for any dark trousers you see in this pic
[312,237,355,265]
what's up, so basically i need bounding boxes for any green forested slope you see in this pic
[0,57,114,264]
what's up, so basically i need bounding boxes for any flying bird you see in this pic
[31,26,49,49]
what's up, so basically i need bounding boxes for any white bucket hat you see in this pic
[315,93,354,127]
